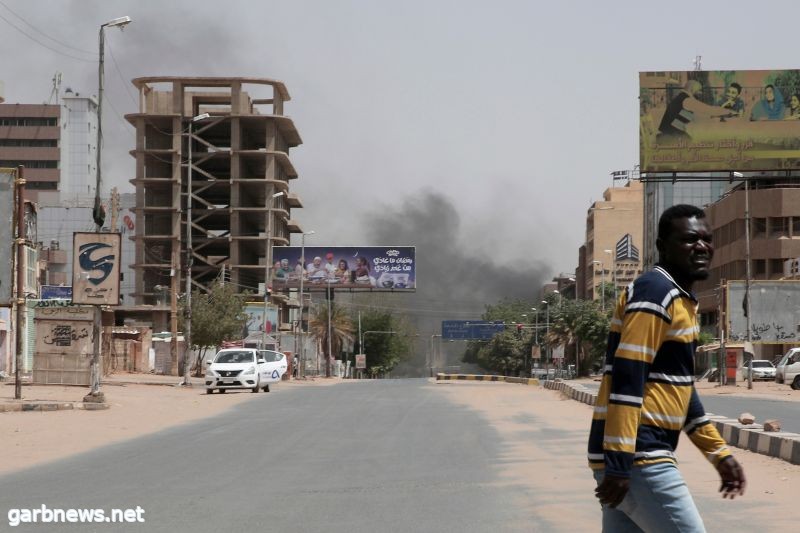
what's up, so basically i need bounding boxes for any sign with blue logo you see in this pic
[442,320,505,340]
[72,232,121,305]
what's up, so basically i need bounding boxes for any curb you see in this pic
[541,380,800,466]
[0,401,110,413]
[436,373,539,386]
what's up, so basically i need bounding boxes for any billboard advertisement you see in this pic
[0,168,14,305]
[72,232,122,305]
[243,303,279,337]
[640,70,800,172]
[727,280,800,344]
[271,246,416,292]
[442,320,505,340]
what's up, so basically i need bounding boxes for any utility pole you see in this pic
[14,166,25,400]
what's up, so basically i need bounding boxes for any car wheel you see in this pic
[252,379,260,393]
[219,388,226,394]
[791,376,800,390]
[205,388,213,395]
[263,384,270,393]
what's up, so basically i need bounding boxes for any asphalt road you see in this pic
[0,379,531,533]
[582,381,800,433]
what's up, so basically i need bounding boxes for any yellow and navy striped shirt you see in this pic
[588,266,731,477]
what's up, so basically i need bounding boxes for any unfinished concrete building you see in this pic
[126,77,303,310]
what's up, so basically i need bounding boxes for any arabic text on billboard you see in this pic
[271,246,415,292]
[640,70,800,172]
[441,320,505,340]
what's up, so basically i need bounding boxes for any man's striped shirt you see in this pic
[587,266,731,477]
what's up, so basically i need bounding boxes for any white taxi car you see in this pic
[205,348,287,394]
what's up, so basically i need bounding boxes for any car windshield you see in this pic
[214,351,255,364]
[258,350,283,363]
[752,361,773,368]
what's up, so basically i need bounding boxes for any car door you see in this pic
[256,351,270,381]
[260,350,287,381]
[787,351,800,382]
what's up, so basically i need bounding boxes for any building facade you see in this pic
[126,77,304,312]
[695,180,800,360]
[578,179,644,307]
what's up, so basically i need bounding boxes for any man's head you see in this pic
[313,256,322,267]
[727,83,742,100]
[326,252,334,262]
[685,80,703,99]
[656,204,714,285]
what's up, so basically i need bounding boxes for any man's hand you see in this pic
[717,456,746,499]
[595,474,630,508]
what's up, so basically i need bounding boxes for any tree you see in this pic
[180,281,249,376]
[354,308,414,377]
[546,297,609,376]
[308,301,354,377]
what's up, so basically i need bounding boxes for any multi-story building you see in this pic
[0,104,60,202]
[695,179,800,360]
[577,179,644,306]
[126,77,304,313]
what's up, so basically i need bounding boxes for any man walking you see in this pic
[589,204,746,532]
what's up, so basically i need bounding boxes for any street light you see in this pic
[95,15,131,229]
[592,259,605,311]
[264,191,285,349]
[182,112,211,387]
[541,300,550,375]
[733,171,754,389]
[88,14,131,399]
[298,230,314,378]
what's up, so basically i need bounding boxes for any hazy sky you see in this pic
[2,0,799,290]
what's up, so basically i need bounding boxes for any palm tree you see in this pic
[308,301,354,377]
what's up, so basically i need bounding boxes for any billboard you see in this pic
[640,70,800,172]
[0,168,14,305]
[72,232,122,305]
[442,320,505,340]
[243,303,279,337]
[727,280,800,344]
[271,246,416,292]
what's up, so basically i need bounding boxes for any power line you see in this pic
[0,11,95,63]
[0,1,96,56]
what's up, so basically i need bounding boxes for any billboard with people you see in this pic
[270,246,416,292]
[640,70,800,172]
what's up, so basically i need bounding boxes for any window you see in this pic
[793,217,800,237]
[754,259,766,277]
[752,218,767,239]
[0,117,57,127]
[769,217,788,238]
[23,181,57,190]
[0,139,57,147]
[0,160,57,169]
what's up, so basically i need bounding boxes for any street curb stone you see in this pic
[1,401,109,413]
[542,380,800,466]
[436,373,539,386]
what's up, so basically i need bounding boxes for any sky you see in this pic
[2,0,799,318]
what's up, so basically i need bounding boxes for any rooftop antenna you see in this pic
[48,72,62,104]
[692,55,702,71]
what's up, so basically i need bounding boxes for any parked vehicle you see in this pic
[740,359,776,381]
[775,348,800,389]
[205,348,287,394]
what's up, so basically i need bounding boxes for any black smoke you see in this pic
[359,190,550,374]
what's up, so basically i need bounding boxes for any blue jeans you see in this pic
[593,462,706,532]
